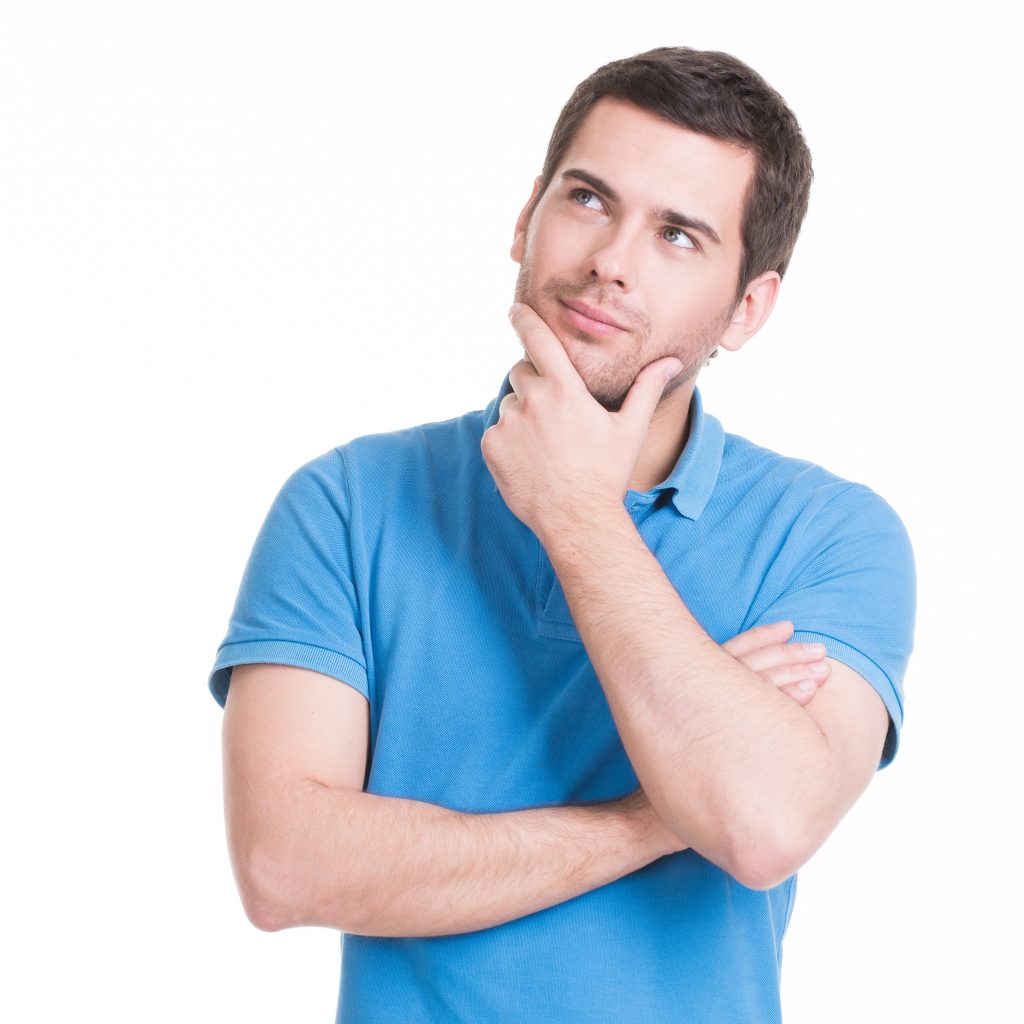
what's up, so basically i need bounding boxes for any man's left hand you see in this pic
[481,302,682,543]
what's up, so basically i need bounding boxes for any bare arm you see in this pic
[541,507,890,890]
[261,782,673,938]
[222,632,826,936]
[222,663,680,939]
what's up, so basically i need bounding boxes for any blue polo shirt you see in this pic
[209,373,915,1024]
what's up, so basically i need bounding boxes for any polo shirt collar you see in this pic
[482,371,723,520]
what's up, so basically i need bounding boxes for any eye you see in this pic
[570,188,605,212]
[662,226,696,250]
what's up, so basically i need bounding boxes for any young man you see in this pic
[209,47,915,1023]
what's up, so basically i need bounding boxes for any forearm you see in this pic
[541,507,833,886]
[243,784,676,938]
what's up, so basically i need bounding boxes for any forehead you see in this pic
[556,97,754,248]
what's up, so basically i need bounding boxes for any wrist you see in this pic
[637,806,689,859]
[537,501,631,559]
[613,790,688,860]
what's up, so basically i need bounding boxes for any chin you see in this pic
[595,394,626,413]
[581,376,629,413]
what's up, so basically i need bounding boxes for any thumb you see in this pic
[619,358,683,424]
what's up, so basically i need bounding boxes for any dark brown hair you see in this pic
[528,47,814,306]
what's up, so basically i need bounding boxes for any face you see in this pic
[511,97,758,413]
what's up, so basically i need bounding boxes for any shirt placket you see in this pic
[534,493,658,641]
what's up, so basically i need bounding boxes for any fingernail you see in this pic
[664,360,683,381]
[796,680,815,694]
[508,303,523,320]
[810,663,828,676]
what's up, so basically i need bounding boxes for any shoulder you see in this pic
[719,427,853,501]
[273,401,490,528]
[716,430,916,769]
[338,403,485,480]
[714,424,916,631]
[717,426,913,549]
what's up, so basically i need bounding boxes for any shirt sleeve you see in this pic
[207,447,369,708]
[743,482,916,770]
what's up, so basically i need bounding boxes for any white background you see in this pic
[2,1,1019,1021]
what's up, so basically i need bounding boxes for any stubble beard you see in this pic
[513,253,732,414]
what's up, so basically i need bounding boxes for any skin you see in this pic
[223,99,848,936]
[482,99,888,888]
[500,95,828,704]
[224,622,830,934]
[508,96,780,493]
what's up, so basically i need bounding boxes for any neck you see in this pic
[626,380,696,494]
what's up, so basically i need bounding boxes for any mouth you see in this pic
[559,299,630,337]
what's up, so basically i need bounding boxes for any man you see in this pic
[209,47,915,1023]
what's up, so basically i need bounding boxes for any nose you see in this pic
[583,224,639,292]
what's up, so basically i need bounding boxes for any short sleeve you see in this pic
[207,448,369,708]
[744,483,916,770]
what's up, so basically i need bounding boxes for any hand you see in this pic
[722,620,830,706]
[480,303,683,543]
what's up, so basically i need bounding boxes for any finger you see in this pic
[507,356,540,398]
[618,358,682,433]
[722,621,793,658]
[508,302,579,384]
[758,661,831,688]
[779,680,819,705]
[497,391,518,421]
[737,641,827,674]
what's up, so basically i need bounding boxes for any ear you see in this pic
[717,271,781,353]
[511,176,543,264]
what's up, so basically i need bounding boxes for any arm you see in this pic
[484,306,908,893]
[223,663,679,938]
[540,506,890,891]
[222,630,824,936]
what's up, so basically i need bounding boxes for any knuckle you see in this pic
[481,427,501,454]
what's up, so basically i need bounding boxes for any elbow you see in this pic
[232,840,313,933]
[728,849,798,892]
[242,893,291,934]
[244,897,290,934]
[722,811,818,892]
[227,783,366,934]
[233,833,367,934]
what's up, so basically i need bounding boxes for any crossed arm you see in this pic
[476,304,894,891]
[540,504,891,891]
[222,614,852,937]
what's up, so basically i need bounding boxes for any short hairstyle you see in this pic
[528,47,814,307]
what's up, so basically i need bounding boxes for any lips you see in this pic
[560,298,629,331]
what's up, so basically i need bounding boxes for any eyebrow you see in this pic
[560,167,723,247]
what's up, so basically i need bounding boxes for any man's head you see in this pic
[510,47,813,413]
[523,47,813,311]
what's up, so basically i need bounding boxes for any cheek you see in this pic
[659,281,725,329]
[524,236,556,276]
[530,214,585,266]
